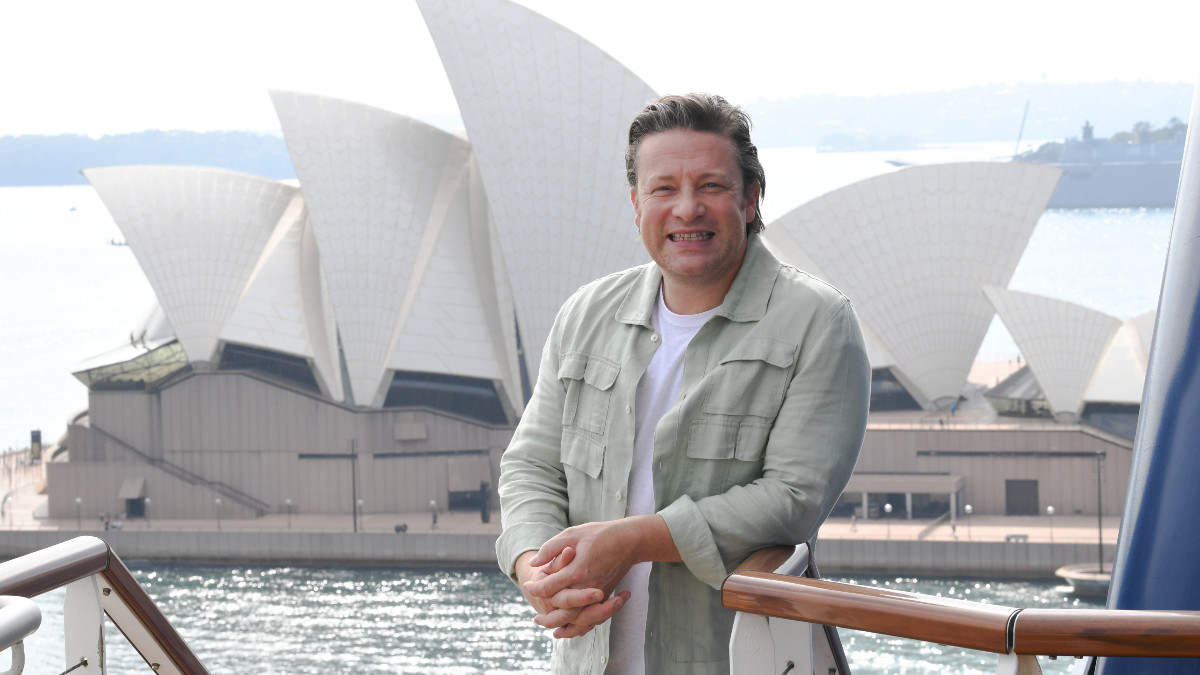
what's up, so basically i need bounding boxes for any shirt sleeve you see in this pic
[494,304,573,582]
[658,297,871,588]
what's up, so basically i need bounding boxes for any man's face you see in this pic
[631,129,758,308]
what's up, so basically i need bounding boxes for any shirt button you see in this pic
[616,491,624,501]
[658,461,664,470]
[626,405,632,414]
[601,656,608,665]
[650,333,660,342]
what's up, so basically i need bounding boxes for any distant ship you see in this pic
[1018,120,1184,209]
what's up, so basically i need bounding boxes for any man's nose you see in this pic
[672,188,704,220]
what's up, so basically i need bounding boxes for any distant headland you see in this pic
[1,80,1191,187]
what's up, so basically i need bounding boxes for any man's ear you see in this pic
[744,181,761,225]
[631,188,641,227]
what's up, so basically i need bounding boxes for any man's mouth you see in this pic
[668,232,713,242]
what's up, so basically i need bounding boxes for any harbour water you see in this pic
[16,564,1102,674]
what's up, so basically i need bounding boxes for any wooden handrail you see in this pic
[722,548,1200,658]
[100,549,211,673]
[723,570,1016,653]
[1014,609,1200,657]
[0,536,210,674]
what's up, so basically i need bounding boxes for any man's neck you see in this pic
[660,283,727,315]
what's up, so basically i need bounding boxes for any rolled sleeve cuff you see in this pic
[658,495,729,589]
[496,523,562,582]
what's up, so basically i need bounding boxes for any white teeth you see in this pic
[669,232,713,241]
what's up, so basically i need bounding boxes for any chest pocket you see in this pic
[702,337,796,419]
[558,352,620,435]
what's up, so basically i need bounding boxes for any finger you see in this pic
[545,586,605,611]
[530,534,573,567]
[534,605,583,629]
[523,564,576,599]
[552,622,596,639]
[542,546,575,574]
[550,591,628,639]
[573,590,629,625]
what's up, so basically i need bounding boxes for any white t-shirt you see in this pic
[606,290,716,675]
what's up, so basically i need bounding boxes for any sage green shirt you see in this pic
[497,235,870,674]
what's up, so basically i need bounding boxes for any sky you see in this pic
[2,0,1197,138]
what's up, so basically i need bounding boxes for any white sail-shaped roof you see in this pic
[983,286,1123,419]
[1084,317,1152,406]
[418,0,654,383]
[221,204,344,403]
[766,162,1061,408]
[384,155,524,416]
[84,166,297,364]
[1130,310,1157,357]
[271,90,518,409]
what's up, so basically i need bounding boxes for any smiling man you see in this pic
[496,93,871,674]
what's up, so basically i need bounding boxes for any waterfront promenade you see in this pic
[0,468,1118,578]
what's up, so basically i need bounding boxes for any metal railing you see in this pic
[723,545,1200,674]
[88,425,269,516]
[0,595,40,675]
[0,536,209,674]
[916,510,951,540]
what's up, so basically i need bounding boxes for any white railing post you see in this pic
[63,576,104,673]
[996,652,1042,674]
[729,545,818,673]
[729,612,813,674]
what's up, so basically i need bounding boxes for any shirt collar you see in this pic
[716,234,778,322]
[616,234,779,326]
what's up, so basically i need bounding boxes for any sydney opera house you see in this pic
[48,0,1147,525]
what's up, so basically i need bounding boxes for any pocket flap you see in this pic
[687,419,771,462]
[562,430,605,479]
[558,353,620,390]
[718,337,796,368]
[583,357,620,391]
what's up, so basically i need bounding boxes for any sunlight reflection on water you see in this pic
[18,566,1101,674]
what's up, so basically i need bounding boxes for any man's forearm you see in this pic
[525,514,681,603]
[620,514,682,565]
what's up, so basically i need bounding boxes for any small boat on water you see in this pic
[1056,562,1113,598]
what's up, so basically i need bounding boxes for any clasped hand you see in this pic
[517,520,642,639]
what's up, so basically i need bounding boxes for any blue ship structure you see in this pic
[1096,83,1200,674]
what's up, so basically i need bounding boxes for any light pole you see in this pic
[356,499,364,532]
[964,504,973,540]
[215,497,222,531]
[75,497,82,530]
[1046,505,1055,542]
[285,498,292,530]
[1094,453,1105,574]
[144,497,151,528]
[349,439,359,533]
[884,503,893,539]
[430,500,438,530]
